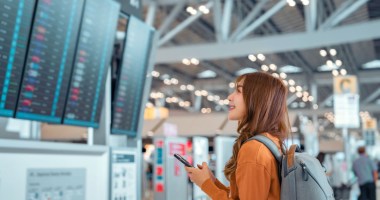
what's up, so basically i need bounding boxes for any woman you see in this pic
[185,72,290,200]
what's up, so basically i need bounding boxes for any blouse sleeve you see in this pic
[201,178,233,200]
[235,162,271,200]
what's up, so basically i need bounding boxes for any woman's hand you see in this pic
[197,163,216,183]
[185,162,213,187]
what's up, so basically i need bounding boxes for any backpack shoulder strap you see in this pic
[247,135,282,163]
[246,135,282,163]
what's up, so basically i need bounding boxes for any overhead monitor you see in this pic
[63,0,120,128]
[111,16,154,136]
[16,0,84,123]
[0,0,35,117]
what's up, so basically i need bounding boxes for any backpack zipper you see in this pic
[299,161,328,199]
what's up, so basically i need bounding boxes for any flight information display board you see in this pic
[63,0,120,128]
[16,0,84,123]
[0,0,35,117]
[111,16,154,136]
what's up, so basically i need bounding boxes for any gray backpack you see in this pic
[248,135,335,200]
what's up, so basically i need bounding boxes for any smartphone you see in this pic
[174,153,193,167]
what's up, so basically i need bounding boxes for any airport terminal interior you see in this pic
[1,0,380,199]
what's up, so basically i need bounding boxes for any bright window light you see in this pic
[197,70,217,78]
[235,68,258,76]
[362,60,380,69]
[279,65,303,73]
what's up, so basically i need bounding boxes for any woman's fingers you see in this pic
[197,164,203,169]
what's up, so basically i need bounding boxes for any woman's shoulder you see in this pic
[238,134,279,166]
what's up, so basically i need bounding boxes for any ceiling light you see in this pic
[301,0,309,5]
[288,0,296,7]
[184,101,191,107]
[303,91,309,97]
[170,78,178,85]
[195,90,201,96]
[313,104,318,110]
[179,101,185,107]
[207,95,214,101]
[214,95,220,101]
[163,79,171,85]
[257,54,265,61]
[182,58,191,65]
[180,85,186,90]
[288,79,295,86]
[289,86,296,93]
[272,73,279,78]
[296,92,303,98]
[332,69,339,76]
[329,49,337,56]
[186,84,194,91]
[296,86,302,92]
[320,49,327,57]
[282,80,288,86]
[269,64,277,71]
[166,97,172,103]
[280,72,287,79]
[223,99,229,105]
[302,96,308,102]
[326,60,334,67]
[340,69,347,76]
[151,71,160,77]
[201,90,208,96]
[248,54,257,62]
[190,58,199,65]
[229,82,235,88]
[308,96,314,102]
[198,5,209,14]
[261,65,269,71]
[335,60,342,67]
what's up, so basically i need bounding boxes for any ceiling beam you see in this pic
[290,103,380,116]
[362,88,380,105]
[286,70,380,86]
[157,1,185,35]
[234,0,287,42]
[229,0,268,41]
[212,0,223,42]
[304,0,317,32]
[156,19,380,63]
[319,0,358,30]
[221,0,233,41]
[145,1,157,26]
[158,1,213,46]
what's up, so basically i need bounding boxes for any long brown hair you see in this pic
[224,72,290,181]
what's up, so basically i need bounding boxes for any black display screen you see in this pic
[63,0,120,128]
[111,16,154,136]
[16,0,84,123]
[0,0,35,117]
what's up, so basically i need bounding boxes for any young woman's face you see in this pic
[227,80,246,121]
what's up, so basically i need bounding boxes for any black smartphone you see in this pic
[174,153,193,167]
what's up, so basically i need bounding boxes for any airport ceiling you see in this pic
[142,0,380,118]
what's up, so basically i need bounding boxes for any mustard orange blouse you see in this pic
[201,133,281,200]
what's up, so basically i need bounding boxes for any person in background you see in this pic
[185,72,290,200]
[352,146,378,200]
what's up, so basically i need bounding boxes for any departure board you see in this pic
[16,0,84,123]
[0,0,35,117]
[111,17,154,136]
[63,0,120,128]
